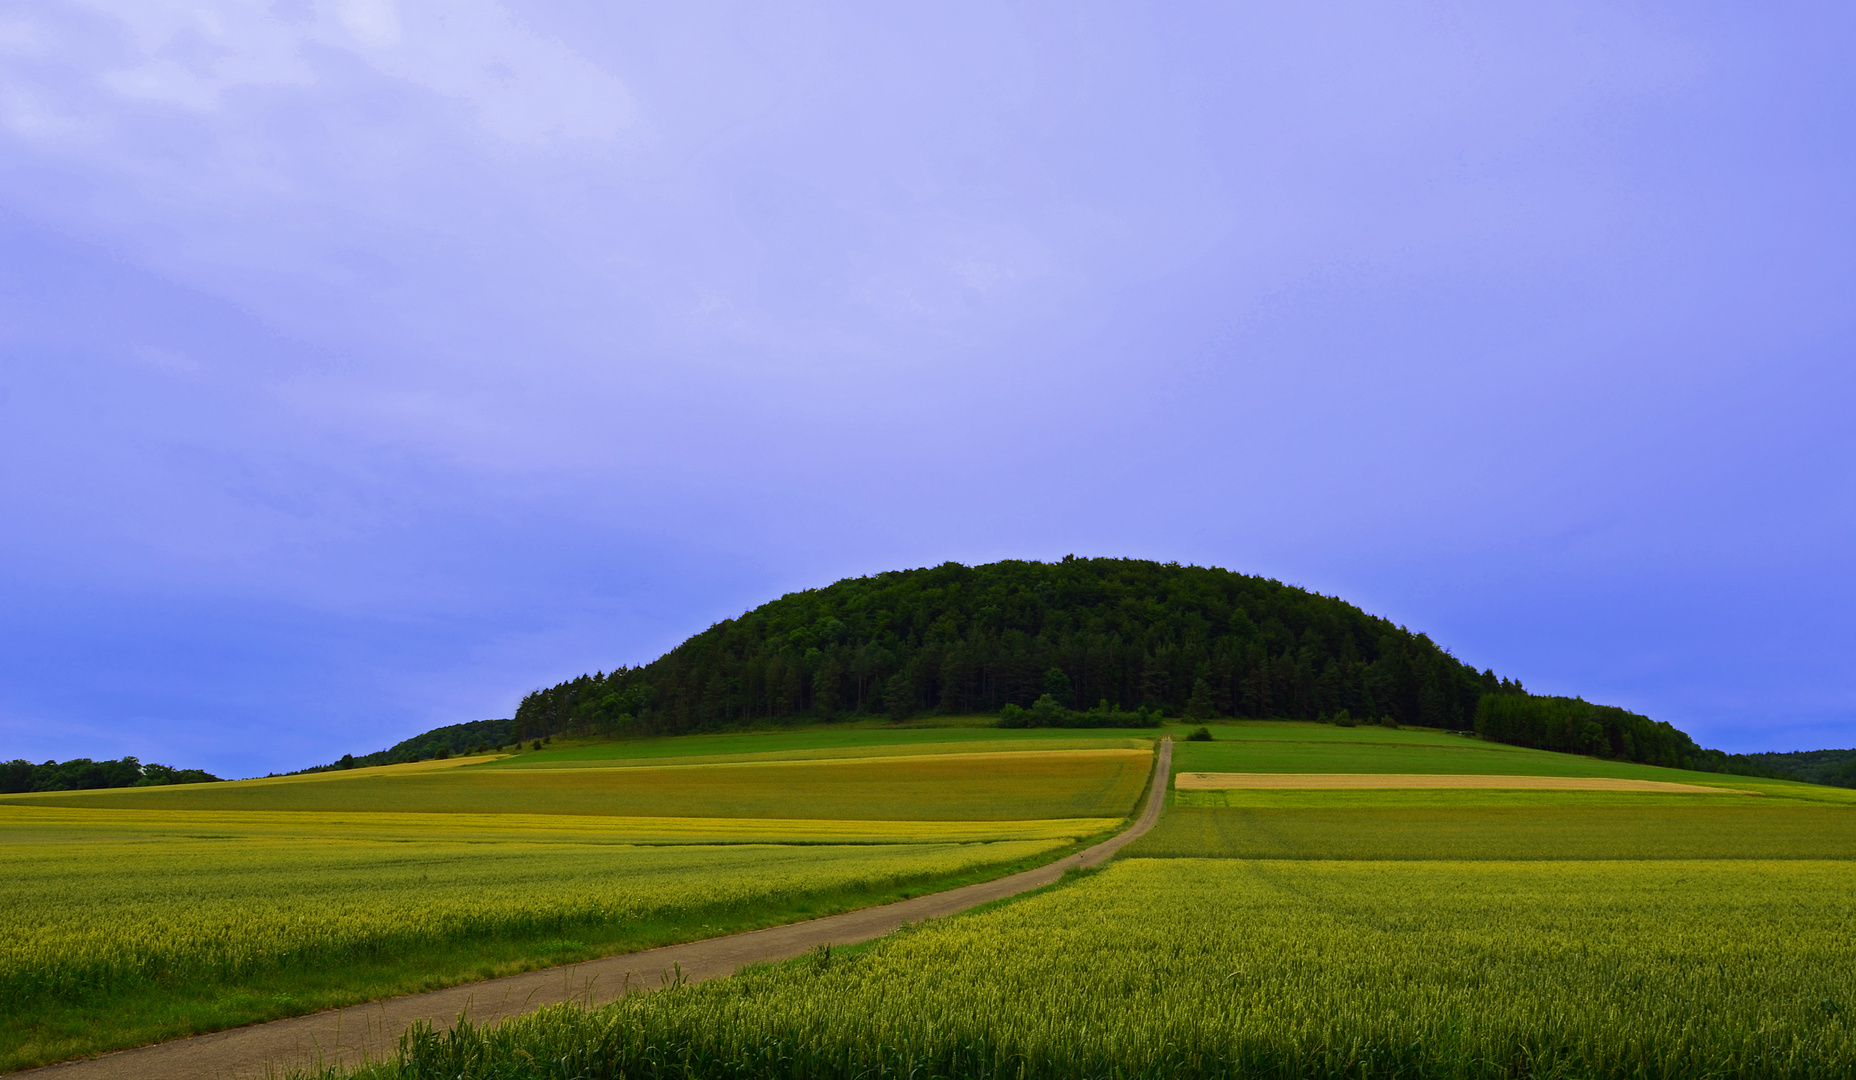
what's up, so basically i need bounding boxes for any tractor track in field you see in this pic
[22,739,1172,1080]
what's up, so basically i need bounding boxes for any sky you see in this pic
[1,1,1851,777]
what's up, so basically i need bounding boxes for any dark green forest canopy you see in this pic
[1735,747,1856,788]
[511,557,1758,774]
[0,757,221,794]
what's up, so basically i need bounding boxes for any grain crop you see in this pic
[333,857,1856,1080]
[0,813,1067,1015]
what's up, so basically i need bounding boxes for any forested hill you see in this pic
[301,718,513,773]
[512,557,1753,774]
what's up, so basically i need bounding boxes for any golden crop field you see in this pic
[1,748,1151,820]
[345,857,1856,1080]
[0,805,1118,846]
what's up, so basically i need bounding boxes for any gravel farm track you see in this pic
[23,740,1173,1080]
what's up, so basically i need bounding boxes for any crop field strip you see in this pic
[317,857,1856,1080]
[1126,802,1856,860]
[1173,771,1739,792]
[0,805,1118,846]
[491,737,1154,770]
[500,724,1156,767]
[0,747,1152,820]
[1171,785,1854,808]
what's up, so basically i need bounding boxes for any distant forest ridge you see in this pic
[1,757,222,794]
[507,557,1795,780]
[302,718,513,773]
[1735,748,1856,788]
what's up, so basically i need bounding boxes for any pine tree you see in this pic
[1185,677,1216,720]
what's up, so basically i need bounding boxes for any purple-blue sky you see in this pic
[2,2,1852,777]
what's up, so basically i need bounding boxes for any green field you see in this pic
[20,718,1856,1080]
[331,858,1856,1080]
[1126,802,1856,859]
[0,738,1152,1072]
[496,721,1156,767]
[1163,720,1816,786]
[0,747,1150,820]
[300,721,1856,1080]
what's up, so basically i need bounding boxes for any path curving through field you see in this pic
[22,739,1173,1080]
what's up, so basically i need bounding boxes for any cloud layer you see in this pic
[1,2,1851,773]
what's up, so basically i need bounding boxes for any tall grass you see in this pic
[333,858,1856,1080]
[0,809,1087,1071]
[0,832,1065,1011]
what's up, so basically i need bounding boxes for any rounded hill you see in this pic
[519,558,1501,734]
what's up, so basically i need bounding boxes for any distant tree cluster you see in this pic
[1472,693,1795,777]
[0,757,222,793]
[1474,693,1723,771]
[1731,747,1856,787]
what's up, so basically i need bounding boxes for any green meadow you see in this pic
[1164,719,1798,784]
[349,858,1856,1080]
[298,720,1856,1080]
[0,735,1151,1072]
[14,718,1856,1079]
[1127,801,1856,860]
[494,719,1157,767]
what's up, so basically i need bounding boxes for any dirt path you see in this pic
[1174,771,1739,793]
[24,739,1172,1080]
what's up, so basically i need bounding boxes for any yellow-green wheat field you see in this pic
[349,857,1856,1080]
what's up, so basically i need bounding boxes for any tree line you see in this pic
[508,557,1760,774]
[303,718,513,773]
[0,756,222,794]
[1732,747,1856,788]
[1470,693,1782,776]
